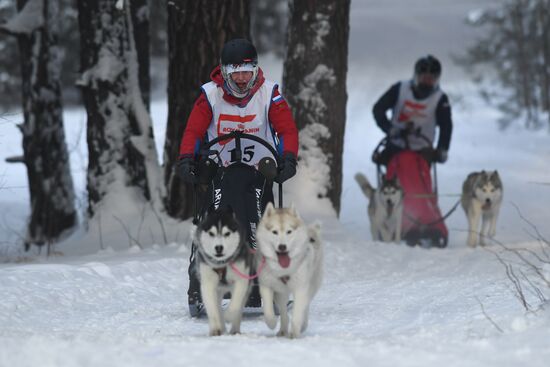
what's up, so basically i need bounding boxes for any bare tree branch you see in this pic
[112,215,143,250]
[475,296,504,333]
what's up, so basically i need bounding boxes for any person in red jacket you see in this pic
[178,38,299,315]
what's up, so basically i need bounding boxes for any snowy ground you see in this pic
[1,0,550,366]
[1,222,549,367]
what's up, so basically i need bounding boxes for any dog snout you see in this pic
[277,244,287,252]
[215,245,224,254]
[485,198,491,204]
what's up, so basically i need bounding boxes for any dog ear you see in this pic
[264,202,276,217]
[223,205,239,222]
[206,204,217,215]
[289,203,303,220]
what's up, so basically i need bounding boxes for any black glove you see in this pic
[404,121,420,136]
[419,148,448,164]
[275,152,297,184]
[389,121,416,139]
[435,149,448,163]
[176,156,196,183]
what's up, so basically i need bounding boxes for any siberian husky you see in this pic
[354,173,403,243]
[461,170,503,247]
[256,203,323,338]
[194,206,252,336]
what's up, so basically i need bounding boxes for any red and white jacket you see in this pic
[179,66,298,167]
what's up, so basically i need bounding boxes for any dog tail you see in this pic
[354,173,374,199]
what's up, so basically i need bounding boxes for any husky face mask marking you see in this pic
[257,203,308,269]
[378,176,403,216]
[197,207,242,265]
[472,172,503,210]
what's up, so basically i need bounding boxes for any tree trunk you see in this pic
[77,0,162,217]
[6,0,77,247]
[164,0,250,219]
[283,0,350,215]
[130,0,150,109]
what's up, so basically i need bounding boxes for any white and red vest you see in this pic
[201,80,279,168]
[390,80,443,150]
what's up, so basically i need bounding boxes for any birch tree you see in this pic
[0,0,77,249]
[164,0,250,219]
[77,0,163,217]
[283,0,350,215]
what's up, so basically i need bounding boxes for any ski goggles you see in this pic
[222,62,257,74]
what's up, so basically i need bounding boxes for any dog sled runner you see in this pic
[186,131,285,317]
[372,131,458,248]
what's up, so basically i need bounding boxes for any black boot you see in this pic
[188,246,204,317]
[245,279,262,308]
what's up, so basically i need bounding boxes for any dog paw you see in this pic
[264,314,278,330]
[276,329,287,337]
[209,328,223,336]
[229,327,241,335]
[467,237,477,247]
[288,331,300,339]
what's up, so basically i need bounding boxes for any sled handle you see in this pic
[201,131,281,164]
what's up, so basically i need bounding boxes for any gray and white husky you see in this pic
[461,170,503,247]
[256,203,323,338]
[354,173,403,243]
[194,207,252,336]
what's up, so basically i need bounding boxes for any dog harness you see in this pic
[230,256,266,280]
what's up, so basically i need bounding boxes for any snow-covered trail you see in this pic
[1,220,548,367]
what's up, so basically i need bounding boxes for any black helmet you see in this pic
[220,39,259,98]
[221,38,258,66]
[413,55,441,98]
[414,55,441,77]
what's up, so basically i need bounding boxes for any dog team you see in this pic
[193,202,323,338]
[354,170,503,248]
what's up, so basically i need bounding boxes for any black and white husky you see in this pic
[193,206,252,336]
[256,203,323,338]
[461,170,503,247]
[354,173,403,243]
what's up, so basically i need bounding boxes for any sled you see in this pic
[187,131,285,317]
[371,131,458,248]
